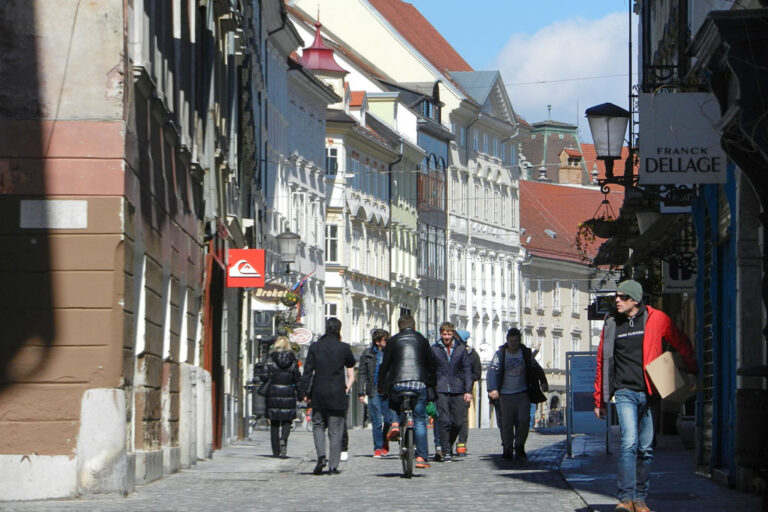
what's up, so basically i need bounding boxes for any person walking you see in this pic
[358,328,391,457]
[301,317,356,475]
[487,327,548,460]
[378,314,436,469]
[431,322,472,462]
[262,336,304,458]
[594,280,698,512]
[455,329,481,456]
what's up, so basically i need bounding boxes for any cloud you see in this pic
[493,12,636,140]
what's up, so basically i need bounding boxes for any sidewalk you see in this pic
[560,426,762,512]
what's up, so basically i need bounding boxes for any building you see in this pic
[0,0,262,499]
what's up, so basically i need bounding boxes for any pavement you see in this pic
[560,425,763,511]
[0,426,761,511]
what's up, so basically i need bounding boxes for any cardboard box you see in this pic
[645,351,698,403]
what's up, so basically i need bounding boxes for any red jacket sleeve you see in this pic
[594,325,606,409]
[662,314,698,374]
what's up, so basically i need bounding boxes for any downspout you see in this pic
[388,138,404,325]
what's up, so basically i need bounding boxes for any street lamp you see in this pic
[276,230,301,274]
[585,102,630,182]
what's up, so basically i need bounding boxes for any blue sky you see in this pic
[409,0,636,139]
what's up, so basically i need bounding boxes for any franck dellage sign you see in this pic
[639,93,727,185]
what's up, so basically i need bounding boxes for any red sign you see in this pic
[226,249,266,288]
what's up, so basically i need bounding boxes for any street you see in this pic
[1,429,584,512]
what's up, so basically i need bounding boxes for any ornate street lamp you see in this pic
[585,102,631,185]
[276,230,301,274]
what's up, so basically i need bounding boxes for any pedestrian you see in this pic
[262,336,304,458]
[455,329,481,456]
[378,314,436,469]
[358,328,392,457]
[487,327,548,460]
[430,322,473,462]
[301,317,356,475]
[593,280,698,512]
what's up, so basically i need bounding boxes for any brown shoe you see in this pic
[633,499,650,512]
[615,500,635,512]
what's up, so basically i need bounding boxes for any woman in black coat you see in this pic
[262,337,303,457]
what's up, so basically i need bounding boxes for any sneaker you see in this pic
[373,449,382,458]
[433,449,443,462]
[340,451,349,462]
[415,456,431,468]
[456,443,467,455]
[382,439,390,452]
[442,452,453,462]
[381,449,389,457]
[386,423,400,441]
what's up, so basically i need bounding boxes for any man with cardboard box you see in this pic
[593,280,698,512]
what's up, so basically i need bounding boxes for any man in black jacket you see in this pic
[357,328,391,457]
[302,317,355,475]
[431,322,472,462]
[487,328,548,460]
[377,315,436,469]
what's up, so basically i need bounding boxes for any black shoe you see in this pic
[502,448,515,460]
[313,456,327,475]
[328,468,341,475]
[515,447,527,459]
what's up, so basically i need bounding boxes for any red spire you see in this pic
[299,21,347,75]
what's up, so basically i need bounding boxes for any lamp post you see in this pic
[585,102,631,189]
[276,230,301,275]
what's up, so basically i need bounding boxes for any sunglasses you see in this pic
[615,293,632,301]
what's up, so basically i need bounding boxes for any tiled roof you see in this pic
[563,148,582,158]
[520,180,624,263]
[367,0,473,74]
[350,91,366,107]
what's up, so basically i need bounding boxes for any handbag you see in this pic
[257,377,271,397]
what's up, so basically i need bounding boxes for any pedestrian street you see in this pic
[1,429,585,512]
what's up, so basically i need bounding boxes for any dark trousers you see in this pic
[499,392,531,454]
[436,392,465,453]
[270,420,291,456]
[312,408,346,470]
[458,401,470,444]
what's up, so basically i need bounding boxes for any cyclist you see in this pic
[377,315,436,469]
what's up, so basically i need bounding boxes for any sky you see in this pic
[408,0,637,140]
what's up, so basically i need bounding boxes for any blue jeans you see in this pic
[388,385,429,460]
[614,388,654,502]
[368,393,390,451]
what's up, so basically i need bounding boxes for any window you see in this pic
[474,184,480,216]
[493,138,499,157]
[350,156,360,189]
[553,334,561,368]
[459,126,466,147]
[536,279,543,310]
[325,224,338,263]
[483,133,488,154]
[523,277,530,308]
[325,303,337,319]
[325,147,338,174]
[451,122,456,134]
[571,336,580,353]
[473,130,479,151]
[571,283,579,314]
[553,280,561,311]
[484,187,490,220]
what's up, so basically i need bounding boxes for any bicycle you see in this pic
[396,390,419,478]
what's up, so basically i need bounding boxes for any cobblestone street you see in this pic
[1,429,586,512]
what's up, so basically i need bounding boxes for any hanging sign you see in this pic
[290,327,313,345]
[252,283,291,303]
[226,249,265,288]
[638,92,727,185]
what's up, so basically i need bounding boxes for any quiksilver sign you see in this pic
[639,92,727,185]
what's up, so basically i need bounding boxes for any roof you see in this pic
[520,180,624,263]
[298,21,348,75]
[367,0,473,74]
[449,71,499,104]
[350,91,366,107]
[563,148,582,158]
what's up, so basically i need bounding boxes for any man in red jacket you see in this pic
[594,280,697,512]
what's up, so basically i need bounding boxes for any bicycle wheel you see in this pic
[401,427,414,478]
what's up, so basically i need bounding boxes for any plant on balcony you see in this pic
[280,291,302,308]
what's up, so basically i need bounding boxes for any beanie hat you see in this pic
[617,280,643,302]
[455,330,470,343]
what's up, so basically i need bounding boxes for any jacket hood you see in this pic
[270,350,296,369]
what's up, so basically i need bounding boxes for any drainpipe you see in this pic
[388,138,404,326]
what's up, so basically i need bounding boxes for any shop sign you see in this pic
[252,283,291,303]
[290,327,313,345]
[226,249,265,288]
[639,92,727,185]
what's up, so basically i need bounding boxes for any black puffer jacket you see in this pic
[263,350,303,421]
